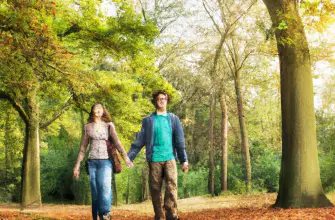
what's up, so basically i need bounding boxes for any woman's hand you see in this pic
[125,158,134,168]
[73,166,80,179]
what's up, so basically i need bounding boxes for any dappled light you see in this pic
[1,0,335,219]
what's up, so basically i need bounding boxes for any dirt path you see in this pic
[0,193,334,219]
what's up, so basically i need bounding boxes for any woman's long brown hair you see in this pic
[87,103,112,123]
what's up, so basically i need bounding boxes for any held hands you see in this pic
[182,161,189,173]
[125,158,134,168]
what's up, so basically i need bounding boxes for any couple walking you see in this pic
[73,90,189,220]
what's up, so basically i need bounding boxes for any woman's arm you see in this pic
[109,122,133,167]
[73,125,89,179]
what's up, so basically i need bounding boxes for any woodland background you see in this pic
[0,0,335,209]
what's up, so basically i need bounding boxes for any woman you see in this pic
[73,103,133,220]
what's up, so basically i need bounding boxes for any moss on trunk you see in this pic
[21,86,41,208]
[263,0,333,208]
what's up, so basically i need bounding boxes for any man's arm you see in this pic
[173,115,188,164]
[128,118,146,161]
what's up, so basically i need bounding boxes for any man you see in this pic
[128,90,188,220]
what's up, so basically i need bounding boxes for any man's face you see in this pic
[93,104,104,118]
[156,94,168,110]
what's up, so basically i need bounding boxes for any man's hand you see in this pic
[182,161,189,173]
[125,158,134,168]
[73,166,80,180]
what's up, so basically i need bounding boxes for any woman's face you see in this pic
[93,104,104,118]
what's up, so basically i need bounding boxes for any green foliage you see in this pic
[0,0,173,205]
[277,20,288,30]
[178,167,208,199]
[1,0,334,207]
[319,151,335,192]
[0,102,24,202]
[40,126,81,203]
[250,141,280,192]
[316,110,335,192]
[117,167,143,203]
[300,0,335,32]
[71,174,91,205]
[226,154,247,194]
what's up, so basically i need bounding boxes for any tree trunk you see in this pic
[234,70,251,192]
[141,166,149,201]
[126,172,130,204]
[21,86,41,208]
[262,0,333,208]
[5,110,10,187]
[183,173,189,198]
[208,90,215,195]
[219,93,228,192]
[191,110,198,163]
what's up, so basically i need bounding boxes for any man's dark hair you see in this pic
[151,90,170,108]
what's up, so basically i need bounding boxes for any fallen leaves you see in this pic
[181,207,335,220]
[0,193,334,219]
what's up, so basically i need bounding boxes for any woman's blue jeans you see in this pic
[88,159,112,220]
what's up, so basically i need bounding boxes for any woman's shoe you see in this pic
[102,212,111,220]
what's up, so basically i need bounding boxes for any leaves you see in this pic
[300,0,335,32]
[277,20,288,30]
[0,193,334,219]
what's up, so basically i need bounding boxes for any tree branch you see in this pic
[217,0,228,25]
[225,41,237,72]
[139,0,147,22]
[40,96,74,129]
[229,0,258,30]
[160,17,180,33]
[237,50,254,72]
[202,0,222,35]
[60,24,82,37]
[158,40,201,70]
[0,91,29,125]
[223,49,234,77]
[46,63,67,75]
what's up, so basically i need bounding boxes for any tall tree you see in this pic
[223,35,254,191]
[208,89,215,195]
[203,0,257,192]
[262,0,333,208]
[219,92,228,192]
[0,1,75,207]
[0,0,161,207]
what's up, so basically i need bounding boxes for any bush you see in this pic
[227,159,248,194]
[40,127,87,204]
[319,151,335,193]
[250,142,280,192]
[178,167,208,199]
[71,173,91,205]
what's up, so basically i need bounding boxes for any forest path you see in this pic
[0,193,334,219]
